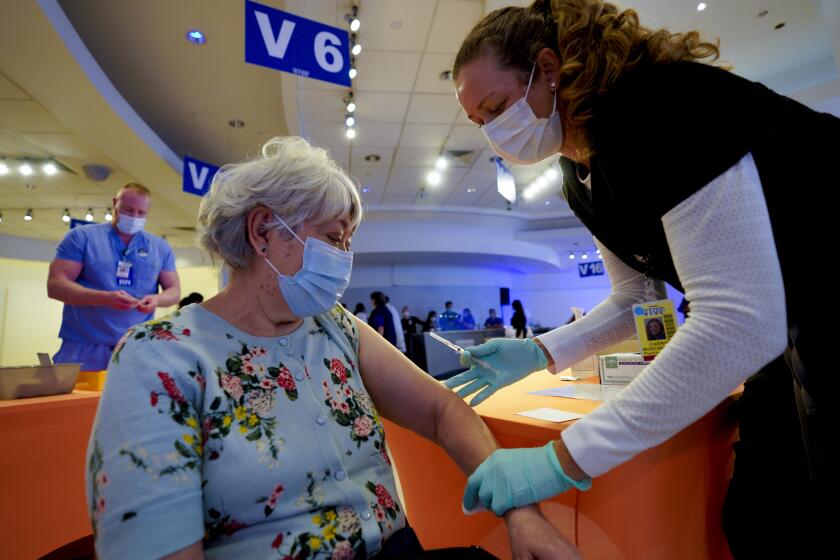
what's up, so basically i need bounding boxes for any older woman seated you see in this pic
[86,137,578,560]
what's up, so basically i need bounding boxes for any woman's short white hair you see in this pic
[197,136,363,270]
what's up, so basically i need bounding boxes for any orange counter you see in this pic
[1,372,736,559]
[383,371,737,559]
[0,391,99,559]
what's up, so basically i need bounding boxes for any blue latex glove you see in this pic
[464,442,592,516]
[443,338,548,406]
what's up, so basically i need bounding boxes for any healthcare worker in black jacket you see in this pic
[446,0,837,556]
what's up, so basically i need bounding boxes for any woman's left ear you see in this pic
[246,206,275,255]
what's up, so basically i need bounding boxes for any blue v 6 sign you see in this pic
[245,0,351,87]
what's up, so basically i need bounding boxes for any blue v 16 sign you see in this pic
[245,0,351,87]
[578,261,605,278]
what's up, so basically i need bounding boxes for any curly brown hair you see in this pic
[453,0,721,141]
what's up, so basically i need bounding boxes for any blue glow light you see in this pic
[186,30,206,45]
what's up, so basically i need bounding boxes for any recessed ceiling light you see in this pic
[362,187,372,193]
[345,115,356,127]
[364,154,380,162]
[24,209,33,221]
[349,67,358,79]
[390,20,402,30]
[697,3,706,12]
[0,162,8,175]
[104,208,113,221]
[426,170,442,186]
[346,127,356,139]
[757,10,768,18]
[544,200,551,205]
[352,42,362,56]
[62,209,71,223]
[43,162,58,175]
[85,208,94,221]
[19,163,33,176]
[228,119,245,128]
[435,156,449,170]
[466,187,477,193]
[774,22,786,30]
[186,30,206,45]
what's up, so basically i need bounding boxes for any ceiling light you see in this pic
[345,127,356,139]
[43,162,58,175]
[186,30,206,45]
[569,252,575,260]
[545,167,559,180]
[418,189,428,200]
[435,156,448,170]
[536,177,548,188]
[349,67,357,79]
[345,115,355,127]
[466,187,477,193]
[19,163,33,176]
[0,212,3,223]
[362,187,372,193]
[364,154,380,162]
[85,208,94,221]
[104,208,113,221]
[62,209,71,223]
[544,200,551,205]
[426,170,442,186]
[0,162,8,175]
[346,6,361,32]
[582,252,588,260]
[228,119,245,128]
[697,3,706,11]
[351,35,362,56]
[24,209,33,221]
[523,189,534,200]
[347,101,356,113]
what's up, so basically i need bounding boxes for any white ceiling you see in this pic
[0,0,837,247]
[288,0,837,213]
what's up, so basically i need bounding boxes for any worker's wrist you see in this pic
[552,439,588,482]
[533,338,554,368]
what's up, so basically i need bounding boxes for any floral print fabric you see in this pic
[86,304,405,559]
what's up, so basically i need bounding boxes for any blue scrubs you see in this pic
[52,223,176,370]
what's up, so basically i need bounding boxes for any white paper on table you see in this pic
[528,384,624,402]
[515,407,586,423]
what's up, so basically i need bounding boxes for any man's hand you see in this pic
[136,294,160,314]
[505,505,582,560]
[105,290,139,311]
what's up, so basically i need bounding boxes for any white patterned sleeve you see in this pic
[536,238,649,373]
[561,153,788,477]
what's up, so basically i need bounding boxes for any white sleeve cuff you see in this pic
[536,327,589,374]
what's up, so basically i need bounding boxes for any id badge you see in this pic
[633,299,678,361]
[116,260,133,287]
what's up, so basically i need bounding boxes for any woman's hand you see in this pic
[505,505,582,560]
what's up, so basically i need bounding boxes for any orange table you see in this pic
[383,371,737,559]
[0,391,99,560]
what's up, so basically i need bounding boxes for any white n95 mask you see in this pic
[483,63,563,165]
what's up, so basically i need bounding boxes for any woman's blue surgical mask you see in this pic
[482,63,563,165]
[262,213,353,318]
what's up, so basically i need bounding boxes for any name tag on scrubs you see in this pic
[116,260,133,287]
[633,299,678,361]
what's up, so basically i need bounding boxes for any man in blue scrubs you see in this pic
[47,183,181,370]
